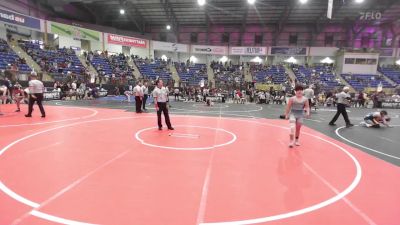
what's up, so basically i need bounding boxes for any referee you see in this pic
[142,81,149,111]
[153,79,174,130]
[133,81,143,113]
[25,72,46,118]
[329,86,353,127]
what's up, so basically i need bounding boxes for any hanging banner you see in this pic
[230,46,267,55]
[0,8,41,30]
[49,21,101,42]
[152,41,188,52]
[270,47,308,56]
[107,34,147,48]
[191,45,228,55]
[379,48,394,57]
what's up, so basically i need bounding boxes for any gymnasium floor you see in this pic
[1,97,399,225]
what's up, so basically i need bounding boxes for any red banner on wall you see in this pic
[107,34,147,48]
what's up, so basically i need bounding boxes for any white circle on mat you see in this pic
[135,125,237,150]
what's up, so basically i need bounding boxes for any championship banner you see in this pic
[0,8,41,30]
[107,34,147,48]
[152,41,188,52]
[49,21,101,42]
[230,47,267,55]
[270,47,308,56]
[191,45,228,55]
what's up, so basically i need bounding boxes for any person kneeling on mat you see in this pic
[360,110,392,128]
[284,85,310,148]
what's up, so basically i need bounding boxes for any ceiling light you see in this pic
[119,9,125,15]
[299,0,308,4]
[198,0,206,6]
[190,56,197,63]
[247,0,256,5]
[251,56,262,64]
[166,25,171,30]
[355,0,365,3]
[220,56,228,63]
[285,57,297,64]
[321,57,334,64]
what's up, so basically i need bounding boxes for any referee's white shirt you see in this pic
[153,87,169,102]
[336,91,350,104]
[142,85,148,95]
[29,80,44,94]
[133,85,143,97]
[303,88,314,99]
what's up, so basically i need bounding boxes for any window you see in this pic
[325,34,334,46]
[289,34,298,45]
[190,33,198,43]
[255,34,262,44]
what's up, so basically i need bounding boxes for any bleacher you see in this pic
[341,73,394,91]
[0,39,31,73]
[91,54,113,77]
[110,54,134,77]
[293,65,342,91]
[378,67,400,85]
[21,42,85,78]
[135,59,171,81]
[253,65,286,84]
[175,62,207,86]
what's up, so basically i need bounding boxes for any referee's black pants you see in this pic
[142,94,148,110]
[157,102,172,129]
[27,93,46,116]
[135,96,142,113]
[329,103,350,125]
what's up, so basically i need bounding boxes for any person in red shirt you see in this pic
[13,85,25,112]
[235,89,242,104]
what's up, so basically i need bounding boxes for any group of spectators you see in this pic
[0,39,27,72]
[307,90,400,108]
[291,64,340,89]
[176,60,207,86]
[212,61,245,88]
[21,43,87,77]
[85,51,135,85]
[52,80,102,100]
[133,56,172,82]
[342,73,386,88]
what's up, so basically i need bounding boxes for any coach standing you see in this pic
[329,86,353,128]
[153,80,174,130]
[25,72,46,118]
[133,81,143,113]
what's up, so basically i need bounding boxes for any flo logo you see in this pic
[359,11,382,20]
